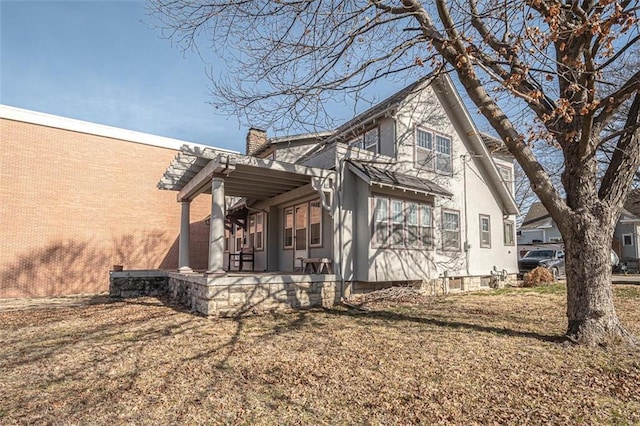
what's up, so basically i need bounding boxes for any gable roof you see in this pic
[522,202,550,226]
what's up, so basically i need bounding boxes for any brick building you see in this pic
[0,105,218,298]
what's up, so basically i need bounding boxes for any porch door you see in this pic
[294,203,308,270]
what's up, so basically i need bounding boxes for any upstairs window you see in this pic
[349,126,379,154]
[416,127,452,174]
[416,129,434,169]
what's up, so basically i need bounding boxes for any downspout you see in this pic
[462,155,471,276]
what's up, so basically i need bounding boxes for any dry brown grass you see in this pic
[1,284,639,425]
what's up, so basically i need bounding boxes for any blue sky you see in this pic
[1,0,248,150]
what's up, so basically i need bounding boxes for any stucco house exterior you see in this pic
[154,74,519,311]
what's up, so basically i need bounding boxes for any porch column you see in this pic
[178,201,192,273]
[207,176,226,275]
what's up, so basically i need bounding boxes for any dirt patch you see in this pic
[0,285,638,424]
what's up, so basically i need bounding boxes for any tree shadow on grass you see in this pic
[321,306,567,344]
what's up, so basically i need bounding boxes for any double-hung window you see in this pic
[373,196,434,248]
[416,128,434,169]
[416,128,453,174]
[503,220,515,246]
[364,127,379,154]
[442,210,460,250]
[283,207,294,249]
[479,214,491,248]
[406,202,419,247]
[374,198,390,246]
[391,200,404,246]
[436,135,452,174]
[309,200,322,247]
[420,205,433,247]
[248,212,264,250]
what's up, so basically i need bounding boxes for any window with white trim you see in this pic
[503,220,515,246]
[372,196,434,248]
[442,210,460,250]
[415,127,453,174]
[420,204,434,247]
[436,135,452,174]
[374,198,390,245]
[364,127,379,154]
[406,202,419,247]
[416,128,434,169]
[479,214,491,248]
[391,200,404,246]
[623,234,634,246]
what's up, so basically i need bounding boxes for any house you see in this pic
[0,105,217,298]
[152,74,520,314]
[518,194,640,266]
[614,189,640,266]
[517,202,563,245]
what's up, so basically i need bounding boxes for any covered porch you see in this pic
[152,145,340,314]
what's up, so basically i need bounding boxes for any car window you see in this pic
[523,250,554,258]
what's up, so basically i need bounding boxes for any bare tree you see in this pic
[149,0,640,345]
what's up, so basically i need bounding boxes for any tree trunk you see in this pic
[562,214,635,346]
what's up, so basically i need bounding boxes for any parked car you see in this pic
[518,249,565,279]
[519,248,621,279]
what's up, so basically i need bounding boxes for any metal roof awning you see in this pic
[158,145,336,202]
[347,161,452,198]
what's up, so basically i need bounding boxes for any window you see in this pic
[349,135,364,149]
[248,212,264,250]
[623,234,634,246]
[436,135,452,174]
[295,204,308,250]
[224,228,230,252]
[406,202,419,247]
[503,220,515,246]
[442,210,460,250]
[498,165,513,185]
[415,128,452,173]
[479,214,491,248]
[420,205,433,247]
[283,200,323,249]
[416,128,434,169]
[364,127,379,154]
[310,201,322,247]
[372,196,433,248]
[284,207,294,248]
[391,200,404,246]
[374,198,389,245]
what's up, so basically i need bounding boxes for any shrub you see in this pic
[523,266,555,287]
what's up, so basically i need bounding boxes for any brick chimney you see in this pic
[245,128,268,156]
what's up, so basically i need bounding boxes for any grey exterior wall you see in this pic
[615,222,639,260]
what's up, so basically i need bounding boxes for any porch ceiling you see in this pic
[158,145,335,201]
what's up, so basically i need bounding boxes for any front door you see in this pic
[294,203,308,270]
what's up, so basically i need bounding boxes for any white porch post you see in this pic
[178,201,192,273]
[207,176,226,275]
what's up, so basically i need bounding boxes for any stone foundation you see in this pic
[109,270,169,298]
[166,273,340,316]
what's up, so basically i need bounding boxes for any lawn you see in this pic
[1,284,639,424]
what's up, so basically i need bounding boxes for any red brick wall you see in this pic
[0,118,212,298]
